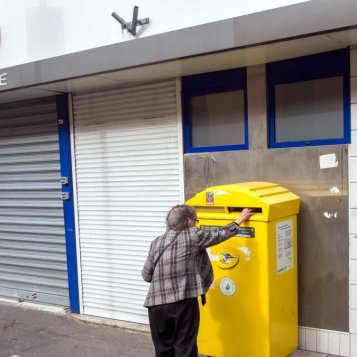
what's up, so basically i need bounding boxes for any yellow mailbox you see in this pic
[186,182,300,357]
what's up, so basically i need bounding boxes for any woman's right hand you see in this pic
[235,208,256,226]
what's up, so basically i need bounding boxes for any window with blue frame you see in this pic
[182,68,248,153]
[267,49,350,148]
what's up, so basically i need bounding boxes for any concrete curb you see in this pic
[72,314,150,333]
[0,297,150,334]
[0,297,67,315]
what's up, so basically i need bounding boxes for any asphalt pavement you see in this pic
[0,299,154,357]
[0,299,336,357]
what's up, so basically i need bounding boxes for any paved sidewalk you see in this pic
[0,299,154,357]
[0,299,337,357]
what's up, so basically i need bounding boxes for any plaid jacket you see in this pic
[141,222,239,307]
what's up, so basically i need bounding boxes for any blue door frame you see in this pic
[56,95,80,313]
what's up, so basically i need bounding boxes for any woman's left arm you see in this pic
[141,244,154,282]
[196,208,255,249]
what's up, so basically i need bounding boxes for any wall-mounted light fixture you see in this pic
[111,6,149,36]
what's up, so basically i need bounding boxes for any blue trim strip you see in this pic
[182,68,248,153]
[267,48,351,148]
[56,95,80,313]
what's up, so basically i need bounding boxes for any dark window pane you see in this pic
[190,90,245,148]
[274,77,344,143]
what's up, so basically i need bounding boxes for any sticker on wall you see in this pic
[319,153,338,169]
[276,219,293,275]
[220,278,236,296]
[329,186,340,194]
[206,192,214,205]
[323,211,337,219]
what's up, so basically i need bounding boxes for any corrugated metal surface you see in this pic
[72,80,182,323]
[0,97,69,306]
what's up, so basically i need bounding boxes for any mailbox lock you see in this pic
[61,192,70,200]
[60,177,69,185]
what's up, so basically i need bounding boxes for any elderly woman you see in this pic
[142,204,255,357]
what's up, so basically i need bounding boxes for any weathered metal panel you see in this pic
[184,145,349,331]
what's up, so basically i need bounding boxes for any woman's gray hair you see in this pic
[166,204,196,231]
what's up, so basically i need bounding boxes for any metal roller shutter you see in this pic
[0,97,69,306]
[72,80,183,324]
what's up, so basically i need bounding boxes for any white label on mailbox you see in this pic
[220,278,236,296]
[276,219,293,274]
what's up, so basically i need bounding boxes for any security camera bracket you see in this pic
[111,6,150,36]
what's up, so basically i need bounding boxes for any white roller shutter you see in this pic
[72,80,183,323]
[0,97,69,306]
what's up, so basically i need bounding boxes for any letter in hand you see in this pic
[235,208,256,226]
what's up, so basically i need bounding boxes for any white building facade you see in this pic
[1,0,357,355]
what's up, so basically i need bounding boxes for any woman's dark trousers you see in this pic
[148,298,200,357]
